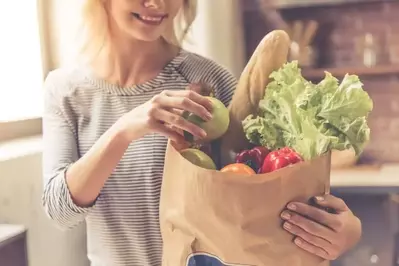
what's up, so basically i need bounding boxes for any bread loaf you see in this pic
[221,30,291,165]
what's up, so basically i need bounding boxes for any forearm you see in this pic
[66,123,131,207]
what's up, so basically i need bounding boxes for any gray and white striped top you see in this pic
[41,49,237,266]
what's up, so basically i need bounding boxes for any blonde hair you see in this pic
[78,0,197,65]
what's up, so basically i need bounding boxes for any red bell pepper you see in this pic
[235,146,270,172]
[260,147,303,173]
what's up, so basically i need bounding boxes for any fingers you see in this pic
[283,222,331,257]
[169,108,184,117]
[313,194,349,213]
[282,195,354,261]
[154,90,213,122]
[293,237,339,260]
[281,209,334,241]
[152,108,207,139]
[153,123,185,143]
[166,122,184,136]
[285,202,342,231]
[166,89,213,111]
[147,89,215,141]
[170,139,191,150]
[282,213,342,260]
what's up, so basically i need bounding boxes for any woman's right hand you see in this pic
[115,89,214,143]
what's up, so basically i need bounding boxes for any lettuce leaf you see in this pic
[242,61,373,160]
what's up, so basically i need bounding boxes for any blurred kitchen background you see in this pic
[0,0,398,265]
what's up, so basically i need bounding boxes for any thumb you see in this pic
[314,194,349,213]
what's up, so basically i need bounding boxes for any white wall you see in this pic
[46,0,84,68]
[182,0,246,78]
[0,138,89,266]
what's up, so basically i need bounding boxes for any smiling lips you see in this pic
[132,13,168,26]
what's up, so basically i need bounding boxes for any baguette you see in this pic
[221,30,291,165]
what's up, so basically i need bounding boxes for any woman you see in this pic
[42,0,362,265]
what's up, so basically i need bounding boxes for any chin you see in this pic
[130,32,164,43]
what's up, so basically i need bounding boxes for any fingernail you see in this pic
[288,203,296,210]
[295,238,302,245]
[198,129,207,138]
[315,196,324,201]
[283,222,292,229]
[281,212,291,220]
[205,111,213,120]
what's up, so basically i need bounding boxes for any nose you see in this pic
[143,0,165,9]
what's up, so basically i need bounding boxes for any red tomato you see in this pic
[221,163,256,175]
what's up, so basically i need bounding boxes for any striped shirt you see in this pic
[41,49,237,266]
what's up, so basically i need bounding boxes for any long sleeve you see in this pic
[41,71,93,230]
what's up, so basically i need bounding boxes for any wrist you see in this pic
[109,119,134,145]
[112,115,146,144]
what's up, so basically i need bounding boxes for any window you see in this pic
[0,2,44,141]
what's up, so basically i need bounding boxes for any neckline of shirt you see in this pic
[83,49,189,96]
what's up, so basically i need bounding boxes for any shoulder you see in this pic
[42,65,97,121]
[43,66,90,100]
[177,51,238,106]
[43,65,99,118]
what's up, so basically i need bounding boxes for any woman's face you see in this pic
[107,0,184,42]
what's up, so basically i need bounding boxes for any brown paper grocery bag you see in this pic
[160,141,331,266]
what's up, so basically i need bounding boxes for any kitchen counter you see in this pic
[0,224,26,248]
[330,164,399,194]
[0,224,28,266]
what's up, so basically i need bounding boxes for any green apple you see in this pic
[180,148,216,170]
[183,97,230,143]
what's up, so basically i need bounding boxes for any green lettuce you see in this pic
[242,61,373,160]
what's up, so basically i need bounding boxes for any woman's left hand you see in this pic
[280,194,362,260]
